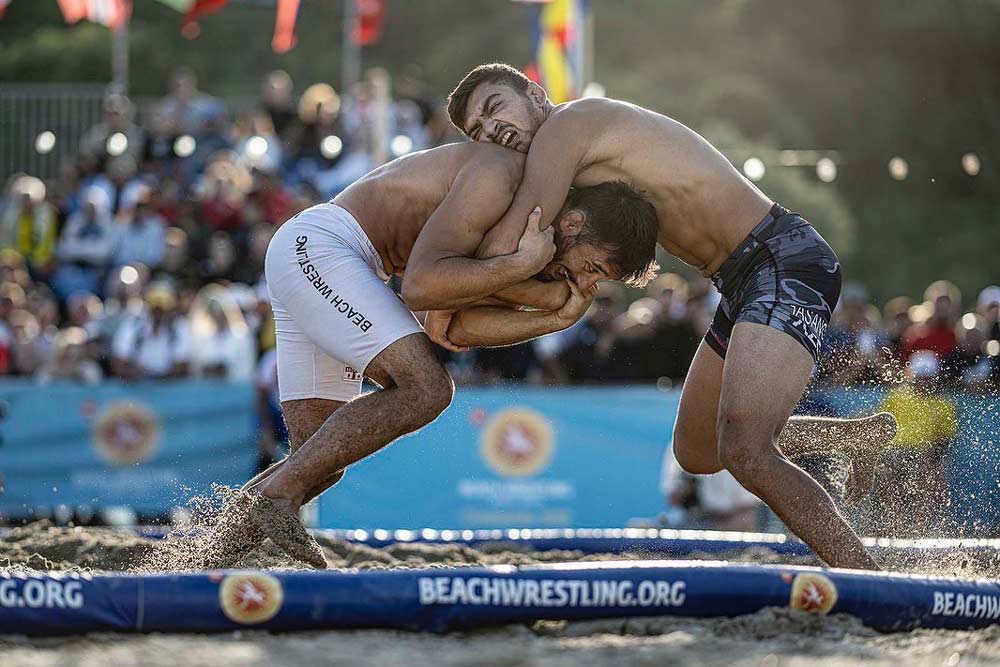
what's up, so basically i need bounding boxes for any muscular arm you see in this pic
[447,306,567,348]
[475,108,589,259]
[447,280,596,349]
[491,279,570,311]
[401,157,548,311]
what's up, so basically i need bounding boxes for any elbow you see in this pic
[401,275,443,311]
[446,318,475,349]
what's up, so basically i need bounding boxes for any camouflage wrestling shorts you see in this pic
[705,203,842,364]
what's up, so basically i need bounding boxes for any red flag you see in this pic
[272,0,300,53]
[58,0,88,23]
[352,0,385,46]
[58,0,130,31]
[0,0,12,19]
[183,0,229,25]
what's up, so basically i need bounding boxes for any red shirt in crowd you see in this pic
[903,320,957,359]
[199,198,245,231]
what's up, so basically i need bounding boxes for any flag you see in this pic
[272,0,300,53]
[0,0,11,19]
[184,0,229,24]
[58,0,131,31]
[528,0,586,103]
[352,0,385,46]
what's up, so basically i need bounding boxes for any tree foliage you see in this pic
[1,0,997,303]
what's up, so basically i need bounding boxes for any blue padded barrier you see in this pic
[3,561,1000,635]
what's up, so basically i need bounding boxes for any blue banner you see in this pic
[317,386,1000,532]
[0,380,257,517]
[4,562,1000,634]
[319,387,680,529]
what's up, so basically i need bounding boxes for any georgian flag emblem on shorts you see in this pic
[343,366,363,381]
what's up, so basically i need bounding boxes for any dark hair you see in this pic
[565,181,660,288]
[447,63,533,133]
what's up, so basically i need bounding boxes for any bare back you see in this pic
[334,142,522,276]
[487,97,773,277]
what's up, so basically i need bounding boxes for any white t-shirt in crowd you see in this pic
[112,314,191,377]
[660,445,760,514]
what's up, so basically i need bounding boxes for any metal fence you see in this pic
[0,84,108,183]
[1,84,264,185]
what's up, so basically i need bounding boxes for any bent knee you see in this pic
[672,423,722,475]
[405,363,454,417]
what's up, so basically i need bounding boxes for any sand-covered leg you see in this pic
[843,412,898,506]
[245,491,327,569]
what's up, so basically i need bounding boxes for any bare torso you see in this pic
[334,142,520,275]
[558,98,773,276]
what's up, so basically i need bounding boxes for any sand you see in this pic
[3,521,1000,666]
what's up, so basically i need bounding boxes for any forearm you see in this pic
[447,306,567,348]
[492,279,570,311]
[402,253,533,311]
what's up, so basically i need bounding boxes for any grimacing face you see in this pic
[537,210,617,291]
[462,82,545,154]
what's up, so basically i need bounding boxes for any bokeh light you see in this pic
[961,152,981,176]
[173,135,196,158]
[390,135,414,157]
[888,156,908,180]
[106,132,128,157]
[320,135,343,159]
[119,265,139,286]
[742,157,765,182]
[245,135,268,160]
[34,131,56,155]
[816,157,837,182]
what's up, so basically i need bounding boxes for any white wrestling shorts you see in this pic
[265,202,423,402]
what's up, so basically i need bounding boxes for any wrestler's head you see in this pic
[448,63,548,154]
[540,181,660,290]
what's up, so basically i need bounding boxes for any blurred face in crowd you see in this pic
[933,295,953,323]
[460,81,547,154]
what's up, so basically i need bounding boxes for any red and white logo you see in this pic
[789,572,838,614]
[343,366,363,381]
[92,400,161,466]
[480,408,554,478]
[219,573,284,624]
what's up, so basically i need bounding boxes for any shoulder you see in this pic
[455,143,525,194]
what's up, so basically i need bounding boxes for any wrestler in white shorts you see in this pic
[264,202,423,402]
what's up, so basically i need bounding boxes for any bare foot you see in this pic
[843,412,898,506]
[246,491,327,569]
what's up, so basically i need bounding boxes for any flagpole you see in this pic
[111,17,129,95]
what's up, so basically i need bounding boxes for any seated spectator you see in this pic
[157,67,224,137]
[1,178,57,278]
[978,286,1000,343]
[660,447,760,531]
[52,189,116,300]
[197,176,246,233]
[903,280,960,359]
[113,189,166,269]
[8,309,45,376]
[36,327,102,385]
[259,69,297,139]
[882,296,914,363]
[189,285,256,381]
[78,94,145,169]
[111,282,191,380]
[249,168,295,226]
